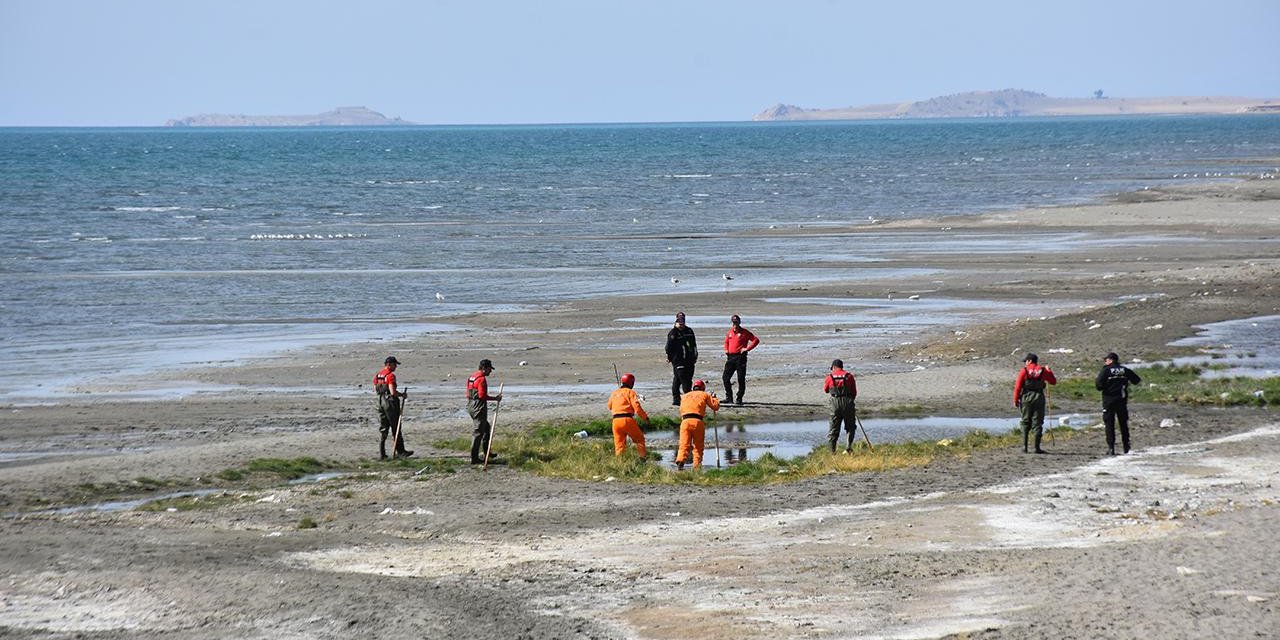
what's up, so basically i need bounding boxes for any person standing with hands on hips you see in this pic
[665,312,698,407]
[1013,353,1056,454]
[722,314,760,405]
[1095,352,1141,455]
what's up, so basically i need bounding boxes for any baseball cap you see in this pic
[384,356,400,365]
[479,358,495,370]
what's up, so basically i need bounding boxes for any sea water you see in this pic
[2,116,1278,400]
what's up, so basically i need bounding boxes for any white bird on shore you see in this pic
[722,273,733,281]
[670,277,680,285]
[435,292,445,302]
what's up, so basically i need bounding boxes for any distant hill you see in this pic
[165,106,413,127]
[753,89,1280,121]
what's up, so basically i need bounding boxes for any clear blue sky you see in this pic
[2,0,1278,126]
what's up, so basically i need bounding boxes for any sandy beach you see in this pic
[2,178,1279,638]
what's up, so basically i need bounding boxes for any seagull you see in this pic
[670,277,680,285]
[435,292,445,302]
[722,274,734,281]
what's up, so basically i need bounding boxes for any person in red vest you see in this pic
[372,356,411,459]
[1014,353,1057,454]
[824,359,858,453]
[722,314,760,405]
[466,359,503,464]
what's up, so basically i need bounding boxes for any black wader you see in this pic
[468,392,491,464]
[1019,378,1047,453]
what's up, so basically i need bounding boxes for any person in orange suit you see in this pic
[675,379,721,470]
[607,372,650,458]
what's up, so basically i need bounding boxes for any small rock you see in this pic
[1246,595,1268,603]
[1176,566,1199,576]
[1159,418,1178,428]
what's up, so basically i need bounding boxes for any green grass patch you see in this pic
[297,516,318,529]
[460,424,1065,486]
[1054,364,1276,407]
[874,404,928,417]
[217,457,332,480]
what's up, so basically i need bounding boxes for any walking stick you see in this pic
[482,383,505,471]
[855,415,875,452]
[712,420,721,469]
[391,387,407,457]
[613,363,620,386]
[1045,387,1056,446]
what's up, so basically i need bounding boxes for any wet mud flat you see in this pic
[1,408,1275,639]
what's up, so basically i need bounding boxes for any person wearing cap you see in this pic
[373,356,412,459]
[722,314,760,405]
[1095,352,1142,455]
[824,359,858,453]
[665,312,699,406]
[1013,353,1057,454]
[466,359,503,464]
[675,379,720,470]
[607,372,650,458]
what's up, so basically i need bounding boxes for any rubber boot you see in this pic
[1034,430,1045,454]
[1122,443,1131,454]
[470,434,485,464]
[379,436,389,460]
[847,431,856,453]
[1108,446,1117,456]
[1022,428,1029,453]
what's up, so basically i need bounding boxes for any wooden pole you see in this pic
[855,415,875,452]
[482,383,505,471]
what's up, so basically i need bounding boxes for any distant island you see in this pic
[753,89,1280,121]
[165,106,413,127]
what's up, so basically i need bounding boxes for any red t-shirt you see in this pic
[724,327,760,354]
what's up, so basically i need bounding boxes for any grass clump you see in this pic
[1055,364,1276,407]
[297,516,318,529]
[240,457,331,480]
[875,404,928,417]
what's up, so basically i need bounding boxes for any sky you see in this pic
[2,0,1278,126]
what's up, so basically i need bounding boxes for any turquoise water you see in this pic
[2,116,1278,399]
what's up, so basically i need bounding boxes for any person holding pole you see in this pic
[373,356,412,459]
[675,379,721,470]
[466,359,503,465]
[607,372,650,458]
[825,359,858,453]
[1014,353,1057,454]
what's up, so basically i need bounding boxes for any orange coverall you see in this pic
[607,387,649,457]
[676,390,721,468]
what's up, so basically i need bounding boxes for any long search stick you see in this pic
[483,383,505,471]
[1046,387,1056,445]
[391,387,407,457]
[613,363,620,386]
[855,415,875,452]
[712,420,721,469]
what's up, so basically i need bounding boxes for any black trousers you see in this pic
[723,353,747,401]
[671,361,694,403]
[1103,400,1131,451]
[470,410,492,462]
[377,395,406,454]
